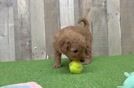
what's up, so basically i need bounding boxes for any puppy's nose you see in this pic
[71,48,78,53]
[73,49,78,53]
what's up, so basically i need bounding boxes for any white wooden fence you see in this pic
[0,0,134,61]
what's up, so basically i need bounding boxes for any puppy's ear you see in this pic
[60,40,70,53]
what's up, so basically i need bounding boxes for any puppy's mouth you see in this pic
[71,58,78,60]
[71,56,81,60]
[71,58,84,62]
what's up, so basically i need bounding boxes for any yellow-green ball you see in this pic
[69,61,83,74]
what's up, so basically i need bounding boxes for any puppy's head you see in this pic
[60,35,86,60]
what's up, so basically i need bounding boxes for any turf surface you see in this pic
[0,55,134,88]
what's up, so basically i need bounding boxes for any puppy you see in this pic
[53,18,92,68]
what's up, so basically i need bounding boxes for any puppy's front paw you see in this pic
[82,59,92,65]
[53,63,61,68]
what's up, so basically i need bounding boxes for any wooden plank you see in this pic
[30,0,46,59]
[73,0,92,31]
[0,0,10,61]
[59,0,75,28]
[107,0,121,55]
[121,0,134,54]
[74,0,81,24]
[0,0,15,61]
[8,2,15,60]
[80,0,92,19]
[44,0,60,58]
[13,0,32,60]
[91,0,108,56]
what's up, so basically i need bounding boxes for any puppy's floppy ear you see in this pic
[60,40,70,53]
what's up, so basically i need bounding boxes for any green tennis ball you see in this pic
[69,61,83,74]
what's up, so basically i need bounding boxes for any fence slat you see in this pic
[0,0,15,61]
[107,0,121,55]
[0,0,10,61]
[8,2,15,60]
[80,0,92,19]
[121,0,134,54]
[44,0,60,58]
[91,0,108,56]
[59,0,75,28]
[74,0,81,24]
[13,0,32,60]
[30,0,46,59]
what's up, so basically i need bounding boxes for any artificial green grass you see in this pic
[0,55,134,88]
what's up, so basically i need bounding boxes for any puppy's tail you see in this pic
[78,18,89,28]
